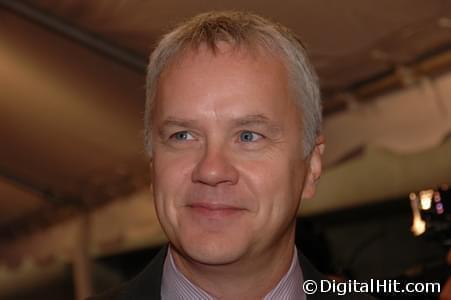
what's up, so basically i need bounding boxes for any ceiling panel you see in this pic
[0,9,149,236]
[0,180,48,227]
[0,0,450,242]
[26,0,451,91]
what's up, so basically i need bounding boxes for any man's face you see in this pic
[150,44,320,266]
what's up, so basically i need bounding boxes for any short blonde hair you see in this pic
[144,11,321,157]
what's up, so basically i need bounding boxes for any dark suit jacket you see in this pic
[89,246,376,300]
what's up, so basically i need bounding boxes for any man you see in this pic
[91,11,374,299]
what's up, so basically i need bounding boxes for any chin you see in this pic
[177,232,249,266]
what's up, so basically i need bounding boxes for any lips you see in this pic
[187,202,245,218]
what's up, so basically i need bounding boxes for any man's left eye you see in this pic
[239,131,263,142]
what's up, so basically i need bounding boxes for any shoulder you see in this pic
[298,250,378,300]
[86,285,123,300]
[87,246,168,300]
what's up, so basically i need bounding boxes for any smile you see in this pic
[187,203,246,218]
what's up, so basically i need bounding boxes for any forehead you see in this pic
[152,42,300,126]
[161,41,293,85]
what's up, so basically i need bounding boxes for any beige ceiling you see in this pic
[26,0,451,91]
[1,0,451,245]
[0,8,148,238]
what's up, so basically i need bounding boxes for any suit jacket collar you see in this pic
[95,245,375,300]
[117,246,331,300]
[117,246,167,300]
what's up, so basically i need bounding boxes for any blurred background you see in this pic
[0,0,450,299]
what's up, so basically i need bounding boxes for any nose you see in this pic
[191,144,239,186]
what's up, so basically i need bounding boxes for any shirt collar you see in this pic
[161,246,211,300]
[161,246,305,300]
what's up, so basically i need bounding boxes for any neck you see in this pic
[170,231,296,299]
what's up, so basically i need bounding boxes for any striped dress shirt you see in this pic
[161,247,306,300]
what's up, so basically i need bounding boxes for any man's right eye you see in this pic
[170,131,194,141]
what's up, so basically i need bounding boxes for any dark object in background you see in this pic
[410,184,451,248]
[393,184,451,300]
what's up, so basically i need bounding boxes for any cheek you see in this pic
[239,156,304,217]
[153,151,194,186]
[152,152,195,214]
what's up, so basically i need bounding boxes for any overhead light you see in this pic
[419,189,434,210]
[410,192,426,236]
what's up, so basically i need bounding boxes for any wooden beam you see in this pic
[323,45,451,115]
[0,189,166,269]
[72,213,92,300]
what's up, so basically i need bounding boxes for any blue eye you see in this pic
[171,131,194,141]
[239,131,262,142]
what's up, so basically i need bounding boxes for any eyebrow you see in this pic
[233,114,273,126]
[157,114,282,134]
[159,118,199,129]
[156,118,199,138]
[233,114,283,135]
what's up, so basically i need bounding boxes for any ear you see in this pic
[301,135,325,199]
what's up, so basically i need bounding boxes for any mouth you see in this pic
[187,202,246,218]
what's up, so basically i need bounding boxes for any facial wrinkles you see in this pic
[153,46,306,209]
[179,117,299,223]
[185,124,253,211]
[153,44,303,143]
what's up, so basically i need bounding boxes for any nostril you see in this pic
[191,153,239,186]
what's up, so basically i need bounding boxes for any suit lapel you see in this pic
[118,246,370,300]
[118,246,167,300]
